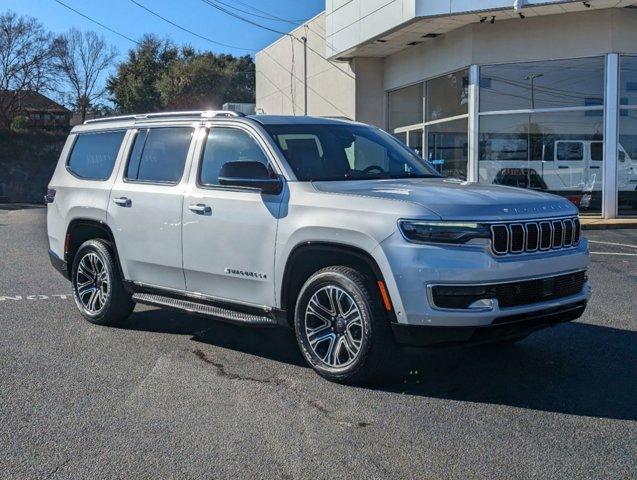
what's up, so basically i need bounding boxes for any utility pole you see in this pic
[526,73,543,109]
[301,35,308,115]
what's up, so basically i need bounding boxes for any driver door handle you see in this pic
[188,204,211,214]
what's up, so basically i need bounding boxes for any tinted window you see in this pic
[265,124,439,181]
[557,142,583,161]
[200,128,270,186]
[591,142,603,161]
[388,83,423,131]
[126,127,193,183]
[67,131,125,180]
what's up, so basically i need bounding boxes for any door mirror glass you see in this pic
[218,161,282,194]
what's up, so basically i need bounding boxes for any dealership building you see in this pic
[256,0,637,218]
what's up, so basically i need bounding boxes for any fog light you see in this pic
[468,298,495,310]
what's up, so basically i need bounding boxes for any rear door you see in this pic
[589,141,604,190]
[182,124,283,306]
[555,140,585,191]
[108,125,197,290]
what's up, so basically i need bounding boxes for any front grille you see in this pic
[431,271,587,310]
[490,217,580,255]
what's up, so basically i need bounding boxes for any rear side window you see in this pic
[67,131,125,180]
[591,142,603,161]
[556,142,583,161]
[126,127,193,184]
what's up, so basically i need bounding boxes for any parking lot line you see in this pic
[590,252,637,256]
[588,240,637,249]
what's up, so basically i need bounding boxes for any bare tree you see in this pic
[54,29,117,123]
[0,11,56,127]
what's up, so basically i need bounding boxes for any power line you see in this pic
[199,0,355,81]
[232,0,307,24]
[199,0,290,36]
[51,0,139,44]
[208,0,301,26]
[128,0,256,52]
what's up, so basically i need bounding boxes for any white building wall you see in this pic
[325,0,624,59]
[256,13,356,119]
[384,8,637,91]
[326,0,416,58]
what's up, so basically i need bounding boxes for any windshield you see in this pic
[263,123,441,181]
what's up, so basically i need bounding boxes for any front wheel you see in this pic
[294,266,394,384]
[71,239,134,326]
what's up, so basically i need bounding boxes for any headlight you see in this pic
[398,220,490,244]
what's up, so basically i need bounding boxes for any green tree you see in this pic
[156,52,254,110]
[107,37,255,113]
[106,35,178,113]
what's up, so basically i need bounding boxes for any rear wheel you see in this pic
[294,266,394,384]
[71,239,134,326]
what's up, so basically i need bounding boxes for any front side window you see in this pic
[199,128,270,186]
[265,124,439,181]
[67,130,125,180]
[125,127,193,184]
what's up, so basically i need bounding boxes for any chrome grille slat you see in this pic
[490,217,580,256]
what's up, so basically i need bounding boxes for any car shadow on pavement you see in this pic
[119,309,636,421]
[388,322,637,421]
[118,307,308,368]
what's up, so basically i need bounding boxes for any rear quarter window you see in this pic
[67,130,126,180]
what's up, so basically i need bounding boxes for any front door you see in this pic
[108,126,196,290]
[182,125,283,307]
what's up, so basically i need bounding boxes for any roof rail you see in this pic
[84,110,246,125]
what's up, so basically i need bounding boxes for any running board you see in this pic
[132,293,280,327]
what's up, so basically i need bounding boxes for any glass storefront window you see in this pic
[620,56,637,107]
[388,83,423,131]
[618,56,637,216]
[427,118,468,179]
[426,69,469,121]
[480,57,605,112]
[408,129,423,157]
[479,111,603,213]
[618,109,637,215]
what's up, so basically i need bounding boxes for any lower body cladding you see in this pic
[378,232,591,347]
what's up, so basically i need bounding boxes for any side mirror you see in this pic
[218,161,282,194]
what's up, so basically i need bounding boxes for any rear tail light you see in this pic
[44,188,56,204]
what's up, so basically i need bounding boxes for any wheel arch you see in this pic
[279,242,395,326]
[65,219,125,281]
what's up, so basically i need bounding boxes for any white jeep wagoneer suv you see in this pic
[47,111,590,383]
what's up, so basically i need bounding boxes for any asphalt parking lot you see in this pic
[1,206,636,480]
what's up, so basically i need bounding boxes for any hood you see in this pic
[312,178,578,221]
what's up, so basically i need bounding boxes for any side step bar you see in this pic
[132,293,280,327]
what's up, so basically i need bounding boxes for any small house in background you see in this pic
[222,102,256,116]
[0,90,71,131]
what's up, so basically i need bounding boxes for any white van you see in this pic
[479,139,637,210]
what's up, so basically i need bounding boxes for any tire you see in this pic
[71,239,134,326]
[294,266,394,385]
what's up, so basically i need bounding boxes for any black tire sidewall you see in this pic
[294,269,376,380]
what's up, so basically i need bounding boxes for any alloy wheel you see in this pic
[304,285,364,368]
[75,252,110,314]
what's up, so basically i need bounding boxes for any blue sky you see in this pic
[3,0,325,58]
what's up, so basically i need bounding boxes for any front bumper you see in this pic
[48,249,69,280]
[377,230,591,327]
[391,299,587,347]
